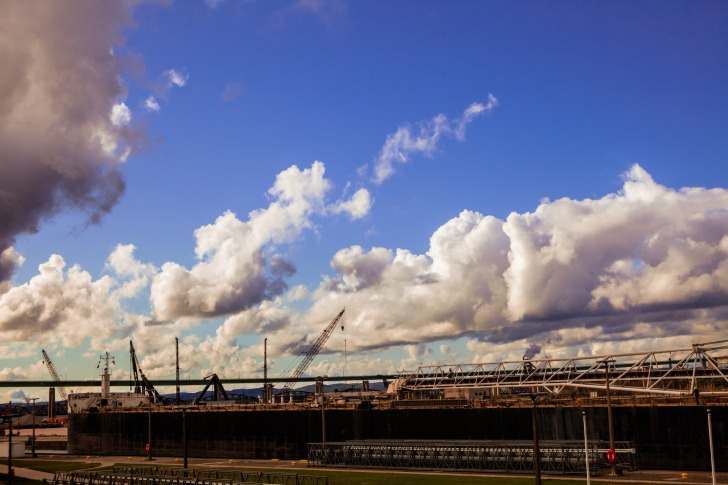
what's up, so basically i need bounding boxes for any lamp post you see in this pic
[582,410,591,485]
[707,409,716,485]
[4,412,16,485]
[530,394,542,485]
[29,398,38,458]
[602,358,617,476]
[147,404,153,461]
[317,380,327,465]
[182,409,188,469]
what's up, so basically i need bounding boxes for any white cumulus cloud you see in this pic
[144,96,160,112]
[165,69,188,88]
[150,161,369,321]
[372,94,497,184]
[0,245,153,347]
[304,165,728,353]
[110,102,132,126]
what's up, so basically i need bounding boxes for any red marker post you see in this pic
[145,443,151,460]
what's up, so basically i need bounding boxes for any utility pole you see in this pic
[264,338,268,404]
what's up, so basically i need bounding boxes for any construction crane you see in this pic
[280,308,346,393]
[129,340,165,403]
[41,349,68,400]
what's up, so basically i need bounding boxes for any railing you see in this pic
[307,439,637,474]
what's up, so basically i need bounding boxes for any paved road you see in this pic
[4,455,726,484]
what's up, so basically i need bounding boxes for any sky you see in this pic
[1,0,727,401]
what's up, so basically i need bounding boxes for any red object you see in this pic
[145,443,150,453]
[606,448,616,463]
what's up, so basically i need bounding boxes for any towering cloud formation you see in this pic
[151,162,371,321]
[0,1,139,282]
[308,165,728,351]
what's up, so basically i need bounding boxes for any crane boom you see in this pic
[129,340,164,403]
[281,308,345,392]
[41,349,68,399]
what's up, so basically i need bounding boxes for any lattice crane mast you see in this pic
[41,349,68,399]
[280,308,345,393]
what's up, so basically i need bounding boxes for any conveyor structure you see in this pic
[390,339,728,397]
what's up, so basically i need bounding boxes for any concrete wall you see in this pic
[0,441,27,458]
[68,405,727,470]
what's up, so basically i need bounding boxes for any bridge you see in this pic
[0,373,396,389]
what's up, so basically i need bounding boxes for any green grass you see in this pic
[1,459,666,485]
[251,468,655,485]
[0,460,100,473]
[110,463,668,485]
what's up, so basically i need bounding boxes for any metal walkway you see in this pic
[307,440,636,474]
[391,339,728,397]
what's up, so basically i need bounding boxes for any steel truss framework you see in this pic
[50,468,329,485]
[307,440,636,474]
[392,340,728,396]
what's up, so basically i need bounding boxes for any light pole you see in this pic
[182,409,188,469]
[317,380,327,465]
[5,412,15,485]
[29,398,38,458]
[707,409,716,485]
[147,404,153,461]
[602,358,617,476]
[582,410,591,485]
[530,393,542,485]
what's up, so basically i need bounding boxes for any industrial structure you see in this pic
[130,341,165,403]
[278,308,346,397]
[7,334,727,476]
[390,339,728,399]
[42,349,68,400]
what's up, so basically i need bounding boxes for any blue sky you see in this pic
[1,0,727,399]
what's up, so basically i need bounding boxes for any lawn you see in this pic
[0,460,100,473]
[0,459,668,485]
